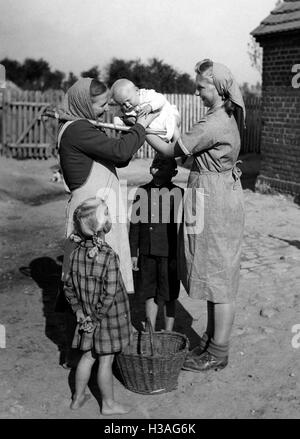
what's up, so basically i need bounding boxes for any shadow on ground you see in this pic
[19,256,73,366]
[18,257,198,407]
[268,235,300,250]
[130,273,200,348]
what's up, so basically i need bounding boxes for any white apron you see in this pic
[58,121,134,293]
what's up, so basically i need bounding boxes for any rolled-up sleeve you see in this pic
[176,121,216,156]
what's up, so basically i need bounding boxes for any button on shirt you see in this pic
[129,180,184,258]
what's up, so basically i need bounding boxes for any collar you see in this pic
[148,179,175,189]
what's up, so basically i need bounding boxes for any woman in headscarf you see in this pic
[58,77,156,289]
[57,78,156,367]
[145,59,245,372]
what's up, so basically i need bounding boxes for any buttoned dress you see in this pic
[178,105,245,303]
[64,239,132,354]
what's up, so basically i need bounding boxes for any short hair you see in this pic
[73,197,111,238]
[151,153,177,170]
[89,79,108,102]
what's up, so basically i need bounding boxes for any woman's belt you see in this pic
[195,160,242,178]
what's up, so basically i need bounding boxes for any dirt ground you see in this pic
[0,154,299,419]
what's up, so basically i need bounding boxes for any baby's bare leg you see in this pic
[98,354,131,415]
[70,350,95,409]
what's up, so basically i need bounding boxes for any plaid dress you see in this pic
[64,238,132,355]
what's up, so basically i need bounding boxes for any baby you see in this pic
[111,78,181,142]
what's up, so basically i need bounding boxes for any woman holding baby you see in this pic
[58,78,156,291]
[146,59,245,372]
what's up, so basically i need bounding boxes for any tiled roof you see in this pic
[252,0,300,37]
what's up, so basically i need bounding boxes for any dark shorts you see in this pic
[137,255,180,302]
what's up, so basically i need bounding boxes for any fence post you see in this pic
[1,88,6,155]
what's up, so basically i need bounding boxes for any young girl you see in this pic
[64,197,132,415]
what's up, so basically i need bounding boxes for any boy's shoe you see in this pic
[182,351,228,372]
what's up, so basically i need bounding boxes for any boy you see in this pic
[129,154,183,331]
[111,78,181,142]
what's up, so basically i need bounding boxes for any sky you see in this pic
[0,0,277,85]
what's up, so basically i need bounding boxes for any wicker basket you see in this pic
[116,319,189,395]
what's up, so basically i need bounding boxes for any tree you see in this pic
[248,0,283,79]
[44,69,65,90]
[63,71,78,90]
[0,58,23,85]
[81,66,101,80]
[248,35,263,77]
[0,57,65,90]
[176,73,195,94]
[241,81,262,98]
[106,58,135,87]
[0,56,196,93]
[105,57,195,93]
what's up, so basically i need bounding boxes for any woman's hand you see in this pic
[136,111,159,129]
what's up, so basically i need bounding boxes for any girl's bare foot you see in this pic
[70,393,91,410]
[101,401,132,416]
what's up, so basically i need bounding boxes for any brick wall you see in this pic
[256,32,300,195]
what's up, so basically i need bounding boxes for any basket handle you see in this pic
[145,317,154,356]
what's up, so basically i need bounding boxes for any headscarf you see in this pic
[195,59,246,124]
[57,77,96,124]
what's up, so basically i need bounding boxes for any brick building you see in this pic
[252,0,300,196]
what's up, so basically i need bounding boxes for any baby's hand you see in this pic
[131,257,139,271]
[138,104,152,117]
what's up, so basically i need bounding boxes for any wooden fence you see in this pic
[0,89,261,159]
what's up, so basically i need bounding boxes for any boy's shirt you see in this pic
[129,180,184,258]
